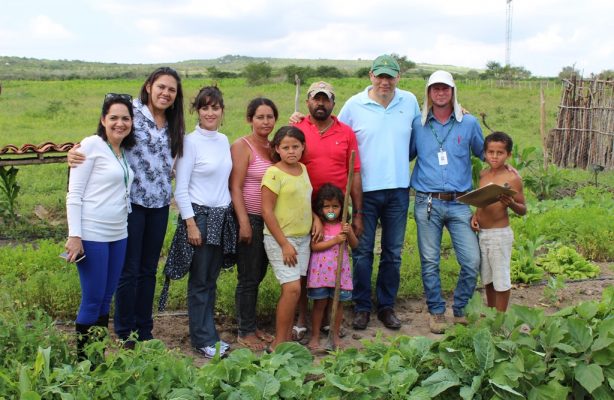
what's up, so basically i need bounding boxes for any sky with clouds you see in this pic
[1,0,612,77]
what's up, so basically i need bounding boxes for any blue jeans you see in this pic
[352,188,409,313]
[188,213,223,348]
[114,204,169,340]
[76,239,127,325]
[234,214,268,337]
[414,192,480,317]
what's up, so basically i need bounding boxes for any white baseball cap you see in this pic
[421,70,463,125]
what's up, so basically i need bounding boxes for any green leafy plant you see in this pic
[0,165,20,224]
[471,156,484,189]
[524,164,565,200]
[543,275,567,305]
[536,245,601,280]
[511,235,546,283]
[509,144,537,172]
[1,290,613,398]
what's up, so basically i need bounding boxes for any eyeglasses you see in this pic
[104,93,133,102]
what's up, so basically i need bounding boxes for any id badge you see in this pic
[438,150,448,166]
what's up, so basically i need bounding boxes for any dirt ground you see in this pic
[141,264,613,363]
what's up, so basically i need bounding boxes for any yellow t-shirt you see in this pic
[261,163,312,237]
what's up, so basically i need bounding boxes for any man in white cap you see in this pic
[338,55,420,330]
[410,70,484,334]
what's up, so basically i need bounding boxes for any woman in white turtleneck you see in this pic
[172,86,234,359]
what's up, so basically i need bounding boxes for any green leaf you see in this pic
[362,369,390,389]
[490,361,523,386]
[592,335,614,352]
[18,365,31,395]
[510,305,545,330]
[271,342,312,364]
[567,317,593,352]
[459,375,483,400]
[421,368,460,397]
[328,375,356,392]
[390,368,419,394]
[20,392,41,400]
[528,380,570,400]
[591,385,614,400]
[553,342,578,353]
[597,317,614,337]
[489,379,524,397]
[576,301,599,320]
[279,380,302,399]
[575,363,604,394]
[408,386,432,400]
[473,329,495,370]
[541,319,565,349]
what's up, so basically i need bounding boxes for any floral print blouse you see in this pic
[125,99,174,208]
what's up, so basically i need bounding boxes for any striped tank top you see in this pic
[242,137,272,215]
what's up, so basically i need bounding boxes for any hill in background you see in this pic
[0,54,476,81]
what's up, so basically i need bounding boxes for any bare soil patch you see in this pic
[145,263,613,362]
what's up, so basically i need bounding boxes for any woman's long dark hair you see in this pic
[139,67,185,158]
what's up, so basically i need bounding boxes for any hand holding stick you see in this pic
[327,151,355,351]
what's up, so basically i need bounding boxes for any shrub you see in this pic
[243,62,272,86]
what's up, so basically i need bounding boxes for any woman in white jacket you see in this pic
[65,93,135,359]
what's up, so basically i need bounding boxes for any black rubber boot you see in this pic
[94,314,109,328]
[75,323,92,361]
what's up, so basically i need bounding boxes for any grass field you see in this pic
[0,76,601,221]
[0,77,561,146]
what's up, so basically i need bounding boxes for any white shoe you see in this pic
[196,341,230,359]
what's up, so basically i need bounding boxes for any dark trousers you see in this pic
[114,204,169,340]
[352,188,409,312]
[189,213,224,348]
[234,214,268,337]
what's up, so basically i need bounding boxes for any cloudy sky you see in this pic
[1,0,612,77]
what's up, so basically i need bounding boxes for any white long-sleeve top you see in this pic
[66,135,134,241]
[174,126,232,220]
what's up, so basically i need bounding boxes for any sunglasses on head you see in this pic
[105,93,133,102]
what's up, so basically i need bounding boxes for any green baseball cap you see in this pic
[371,55,400,77]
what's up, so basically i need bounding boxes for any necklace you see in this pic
[318,119,334,135]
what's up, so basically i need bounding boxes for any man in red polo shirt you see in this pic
[295,80,363,236]
[290,81,363,342]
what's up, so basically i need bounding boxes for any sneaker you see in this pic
[196,341,230,359]
[453,315,468,326]
[429,313,448,334]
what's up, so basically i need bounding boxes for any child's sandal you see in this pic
[291,325,307,341]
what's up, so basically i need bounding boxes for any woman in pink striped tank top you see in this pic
[230,98,279,351]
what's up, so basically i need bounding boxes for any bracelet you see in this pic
[352,209,364,215]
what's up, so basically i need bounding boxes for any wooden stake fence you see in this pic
[547,76,614,170]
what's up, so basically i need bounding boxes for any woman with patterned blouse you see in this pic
[68,67,185,345]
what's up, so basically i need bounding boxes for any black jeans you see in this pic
[188,213,223,348]
[234,214,269,337]
[114,204,169,340]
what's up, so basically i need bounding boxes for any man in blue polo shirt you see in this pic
[338,55,420,330]
[410,70,483,334]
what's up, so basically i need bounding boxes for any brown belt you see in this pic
[418,191,468,201]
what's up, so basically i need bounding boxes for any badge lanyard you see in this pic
[107,143,132,213]
[428,119,455,166]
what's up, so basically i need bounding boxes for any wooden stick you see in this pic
[327,150,355,351]
[540,85,548,168]
[294,74,301,113]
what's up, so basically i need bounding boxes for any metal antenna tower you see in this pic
[505,0,513,66]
